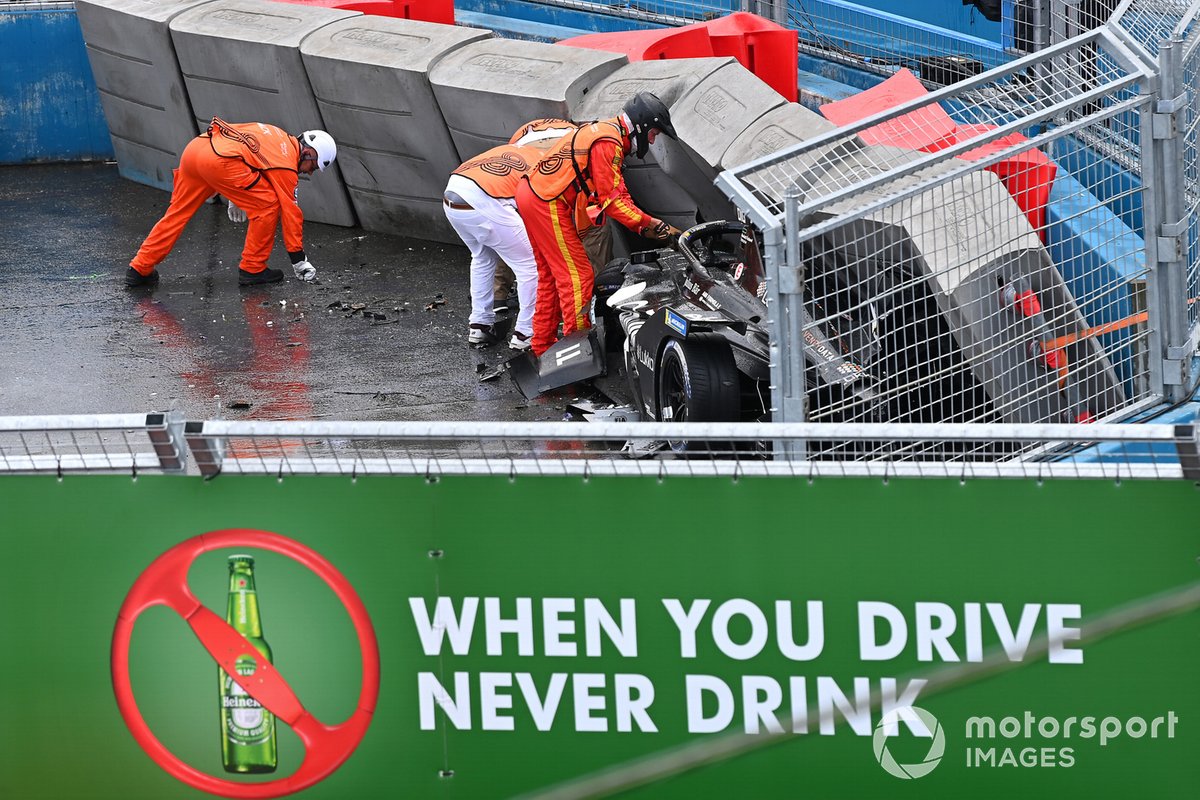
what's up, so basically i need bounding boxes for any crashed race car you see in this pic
[510,219,883,429]
[510,202,1128,452]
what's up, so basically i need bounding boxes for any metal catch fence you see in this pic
[525,0,1010,85]
[2,415,1198,479]
[717,26,1168,460]
[785,0,1010,84]
[552,1,1197,432]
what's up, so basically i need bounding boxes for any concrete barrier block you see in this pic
[301,16,491,242]
[74,0,217,190]
[169,0,359,226]
[810,159,1124,422]
[429,39,626,160]
[723,103,836,172]
[572,57,736,232]
[672,61,788,177]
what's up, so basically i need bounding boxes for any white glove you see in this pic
[292,259,317,282]
[226,202,247,223]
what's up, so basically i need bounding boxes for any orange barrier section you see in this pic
[703,13,798,104]
[559,12,798,102]
[272,0,454,24]
[819,69,955,151]
[819,69,1055,237]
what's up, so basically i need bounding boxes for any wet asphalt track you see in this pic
[0,163,595,422]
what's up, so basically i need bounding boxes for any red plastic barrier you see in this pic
[954,123,1057,238]
[271,0,454,24]
[818,69,955,152]
[703,13,798,104]
[560,25,714,62]
[560,13,798,102]
[819,71,1055,237]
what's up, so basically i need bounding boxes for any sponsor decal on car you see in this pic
[665,310,688,337]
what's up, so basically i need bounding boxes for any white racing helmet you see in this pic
[300,130,337,171]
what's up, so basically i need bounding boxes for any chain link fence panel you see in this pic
[718,28,1166,458]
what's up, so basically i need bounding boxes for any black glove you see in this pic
[647,220,682,242]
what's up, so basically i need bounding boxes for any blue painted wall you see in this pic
[0,8,113,163]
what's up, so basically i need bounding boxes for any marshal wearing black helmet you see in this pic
[623,91,677,159]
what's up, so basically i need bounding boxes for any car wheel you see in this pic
[657,335,740,453]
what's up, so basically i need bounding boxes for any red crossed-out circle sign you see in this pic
[111,529,381,799]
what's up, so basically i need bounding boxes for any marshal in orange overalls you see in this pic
[516,117,663,356]
[130,118,306,278]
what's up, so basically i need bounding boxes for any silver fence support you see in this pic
[184,421,223,478]
[781,186,806,427]
[1149,35,1191,399]
[1030,0,1053,51]
[759,218,789,456]
[740,0,775,24]
[1173,423,1200,479]
[146,410,187,473]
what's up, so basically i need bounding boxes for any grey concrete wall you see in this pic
[169,0,359,226]
[301,16,492,243]
[74,0,217,190]
[723,103,837,172]
[429,39,626,160]
[671,61,788,176]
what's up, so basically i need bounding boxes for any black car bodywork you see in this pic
[513,220,881,427]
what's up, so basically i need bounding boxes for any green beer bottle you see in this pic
[219,555,278,773]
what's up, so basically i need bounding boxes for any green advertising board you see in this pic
[0,474,1196,799]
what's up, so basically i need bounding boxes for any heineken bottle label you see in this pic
[223,655,273,744]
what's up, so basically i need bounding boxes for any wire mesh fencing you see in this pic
[522,0,1011,85]
[786,0,1010,84]
[0,414,185,474]
[2,416,1198,479]
[717,27,1165,453]
[1107,0,1196,54]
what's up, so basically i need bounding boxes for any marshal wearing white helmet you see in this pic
[300,129,337,173]
[126,118,338,288]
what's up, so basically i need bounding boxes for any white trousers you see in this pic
[443,185,537,336]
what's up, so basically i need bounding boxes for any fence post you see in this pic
[1028,0,1052,51]
[1150,36,1192,400]
[772,187,808,460]
[744,0,787,26]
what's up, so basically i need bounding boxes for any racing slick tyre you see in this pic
[657,334,740,455]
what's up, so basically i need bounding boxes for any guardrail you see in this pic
[3,415,1198,479]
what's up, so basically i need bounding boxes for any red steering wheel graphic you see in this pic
[111,529,381,798]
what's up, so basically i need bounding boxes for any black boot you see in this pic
[238,267,284,286]
[124,267,160,287]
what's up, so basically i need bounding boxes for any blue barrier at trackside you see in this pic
[0,7,113,163]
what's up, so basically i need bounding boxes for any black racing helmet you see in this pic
[624,91,677,159]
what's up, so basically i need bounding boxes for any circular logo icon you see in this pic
[111,529,380,799]
[872,705,945,780]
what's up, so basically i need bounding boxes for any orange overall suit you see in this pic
[130,118,305,277]
[516,117,662,356]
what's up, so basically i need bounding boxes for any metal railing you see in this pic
[718,26,1165,446]
[3,415,1198,479]
[0,413,186,474]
